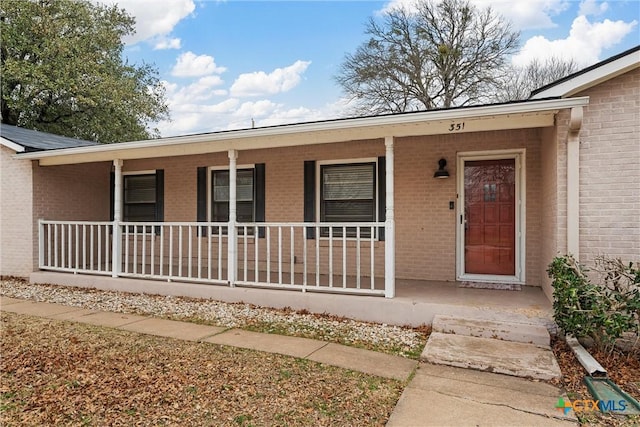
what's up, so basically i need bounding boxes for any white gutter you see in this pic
[16,97,589,163]
[531,51,639,99]
[1,137,26,153]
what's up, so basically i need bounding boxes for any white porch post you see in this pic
[38,219,44,269]
[567,107,583,259]
[111,159,123,277]
[228,149,238,286]
[384,136,395,298]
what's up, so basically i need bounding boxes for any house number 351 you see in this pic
[448,122,465,132]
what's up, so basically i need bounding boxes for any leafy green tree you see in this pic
[336,0,519,115]
[1,0,169,143]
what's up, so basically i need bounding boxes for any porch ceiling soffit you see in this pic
[20,97,589,166]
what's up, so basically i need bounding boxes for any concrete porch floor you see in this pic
[29,271,555,330]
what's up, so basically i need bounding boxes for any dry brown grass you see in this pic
[0,312,403,426]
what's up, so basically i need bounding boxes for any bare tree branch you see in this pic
[336,0,519,116]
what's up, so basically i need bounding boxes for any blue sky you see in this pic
[100,0,640,137]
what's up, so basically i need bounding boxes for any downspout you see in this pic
[567,107,583,259]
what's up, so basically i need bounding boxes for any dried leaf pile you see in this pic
[0,312,403,426]
[551,338,640,426]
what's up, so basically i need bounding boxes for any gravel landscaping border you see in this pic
[0,278,429,358]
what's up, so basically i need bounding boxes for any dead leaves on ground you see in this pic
[552,338,640,426]
[0,312,402,426]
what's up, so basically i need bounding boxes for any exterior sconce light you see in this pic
[433,158,450,179]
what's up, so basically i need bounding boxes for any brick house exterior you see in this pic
[2,47,638,311]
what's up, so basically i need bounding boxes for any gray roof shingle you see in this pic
[0,124,98,152]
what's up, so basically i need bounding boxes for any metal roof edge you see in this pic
[1,136,26,153]
[531,46,640,99]
[16,96,589,161]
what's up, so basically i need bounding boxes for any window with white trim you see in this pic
[123,174,157,222]
[211,169,255,223]
[320,162,376,237]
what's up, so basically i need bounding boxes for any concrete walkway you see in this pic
[1,296,577,426]
[387,364,577,426]
[0,296,415,381]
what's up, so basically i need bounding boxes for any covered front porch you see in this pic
[22,97,589,316]
[29,270,554,329]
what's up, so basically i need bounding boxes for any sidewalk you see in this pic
[0,296,416,381]
[1,296,577,426]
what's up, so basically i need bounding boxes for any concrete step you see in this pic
[432,314,550,346]
[421,332,562,380]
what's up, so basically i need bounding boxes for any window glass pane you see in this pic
[124,175,156,203]
[213,171,229,202]
[323,200,374,222]
[320,163,375,225]
[237,170,254,202]
[323,164,374,200]
[214,186,229,202]
[211,169,255,222]
[238,201,254,222]
[124,204,156,222]
[212,202,229,222]
[123,174,156,222]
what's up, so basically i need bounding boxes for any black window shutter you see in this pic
[155,169,165,221]
[255,163,266,238]
[377,156,386,241]
[197,166,207,235]
[109,171,115,221]
[154,170,164,234]
[304,160,316,239]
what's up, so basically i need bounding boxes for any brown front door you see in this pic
[464,159,516,276]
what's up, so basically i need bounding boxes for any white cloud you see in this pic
[378,0,570,30]
[512,15,638,67]
[171,52,227,77]
[95,0,195,45]
[154,37,182,50]
[578,0,609,17]
[233,100,279,119]
[157,95,349,136]
[230,60,311,97]
[157,98,240,136]
[164,75,226,105]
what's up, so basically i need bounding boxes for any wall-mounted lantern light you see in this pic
[433,158,450,179]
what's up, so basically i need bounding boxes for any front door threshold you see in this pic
[458,281,522,291]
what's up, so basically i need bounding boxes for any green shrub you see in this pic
[547,255,639,352]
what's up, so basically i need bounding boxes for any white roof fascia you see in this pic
[1,136,25,153]
[16,97,589,164]
[531,51,640,99]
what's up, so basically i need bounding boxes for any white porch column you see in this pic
[227,149,238,286]
[384,136,395,298]
[567,107,583,259]
[111,159,123,277]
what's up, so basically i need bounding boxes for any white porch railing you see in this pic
[39,220,387,296]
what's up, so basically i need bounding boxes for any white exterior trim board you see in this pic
[531,51,640,99]
[17,97,589,166]
[1,137,25,153]
[456,149,527,284]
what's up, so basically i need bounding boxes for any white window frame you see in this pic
[456,149,526,284]
[122,170,156,223]
[207,165,256,236]
[316,158,380,240]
